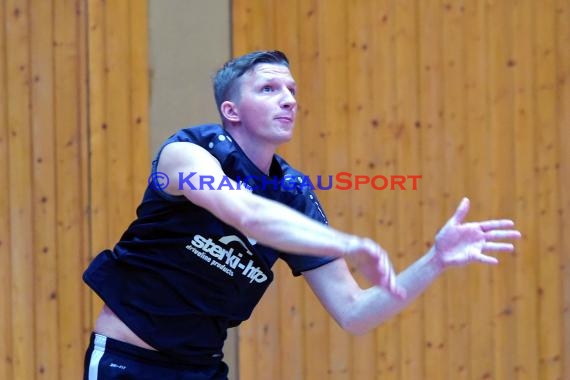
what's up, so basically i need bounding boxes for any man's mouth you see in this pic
[275,115,294,123]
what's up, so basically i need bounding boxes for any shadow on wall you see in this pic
[149,0,231,154]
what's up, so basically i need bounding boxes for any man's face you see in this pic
[233,63,297,146]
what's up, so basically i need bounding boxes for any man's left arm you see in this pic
[303,198,521,335]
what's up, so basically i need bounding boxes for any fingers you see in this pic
[479,220,522,245]
[356,239,403,297]
[484,230,522,240]
[378,263,395,291]
[483,242,515,252]
[473,253,499,265]
[386,267,407,299]
[376,251,406,299]
[467,247,500,265]
[392,283,407,299]
[479,219,516,231]
[381,271,406,299]
[441,196,523,236]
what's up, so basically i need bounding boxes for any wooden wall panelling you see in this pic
[441,1,470,379]
[77,0,91,358]
[128,0,150,210]
[87,0,109,325]
[418,1,446,379]
[488,1,517,378]
[463,2,495,379]
[30,0,58,378]
[534,0,563,378]
[394,1,424,379]
[53,0,90,378]
[230,1,568,379]
[0,0,148,378]
[558,1,570,378]
[105,0,133,245]
[512,0,540,378]
[0,1,12,378]
[6,0,35,378]
[370,1,401,379]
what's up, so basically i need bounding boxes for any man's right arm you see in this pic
[156,141,404,296]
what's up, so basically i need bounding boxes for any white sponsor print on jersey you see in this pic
[185,234,268,284]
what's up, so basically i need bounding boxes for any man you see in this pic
[83,50,521,379]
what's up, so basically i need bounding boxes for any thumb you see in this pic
[449,197,470,225]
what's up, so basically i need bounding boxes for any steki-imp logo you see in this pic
[185,234,268,283]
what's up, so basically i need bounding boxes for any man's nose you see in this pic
[280,89,296,109]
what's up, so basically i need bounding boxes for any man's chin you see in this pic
[274,131,294,145]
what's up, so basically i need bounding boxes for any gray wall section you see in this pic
[148,1,238,378]
[149,0,231,154]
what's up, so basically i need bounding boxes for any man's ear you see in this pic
[220,101,240,123]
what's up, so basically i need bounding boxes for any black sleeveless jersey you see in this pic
[83,124,336,363]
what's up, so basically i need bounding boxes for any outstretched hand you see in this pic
[434,197,522,268]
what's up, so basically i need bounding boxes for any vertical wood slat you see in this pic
[418,1,446,380]
[463,2,495,379]
[441,2,469,380]
[393,1,424,379]
[230,0,248,56]
[512,0,539,378]
[129,0,150,209]
[6,1,35,379]
[105,0,132,242]
[54,1,89,378]
[370,2,401,379]
[558,1,570,379]
[77,0,92,351]
[30,0,58,378]
[487,2,517,379]
[535,1,563,379]
[87,0,108,326]
[0,1,13,379]
[250,282,280,379]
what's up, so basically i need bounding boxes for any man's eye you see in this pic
[289,88,296,96]
[262,86,273,93]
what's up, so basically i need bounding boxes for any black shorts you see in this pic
[83,333,229,380]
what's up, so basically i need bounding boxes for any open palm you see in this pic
[434,198,521,268]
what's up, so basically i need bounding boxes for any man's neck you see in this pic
[225,127,276,175]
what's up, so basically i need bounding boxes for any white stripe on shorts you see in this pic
[88,334,107,380]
